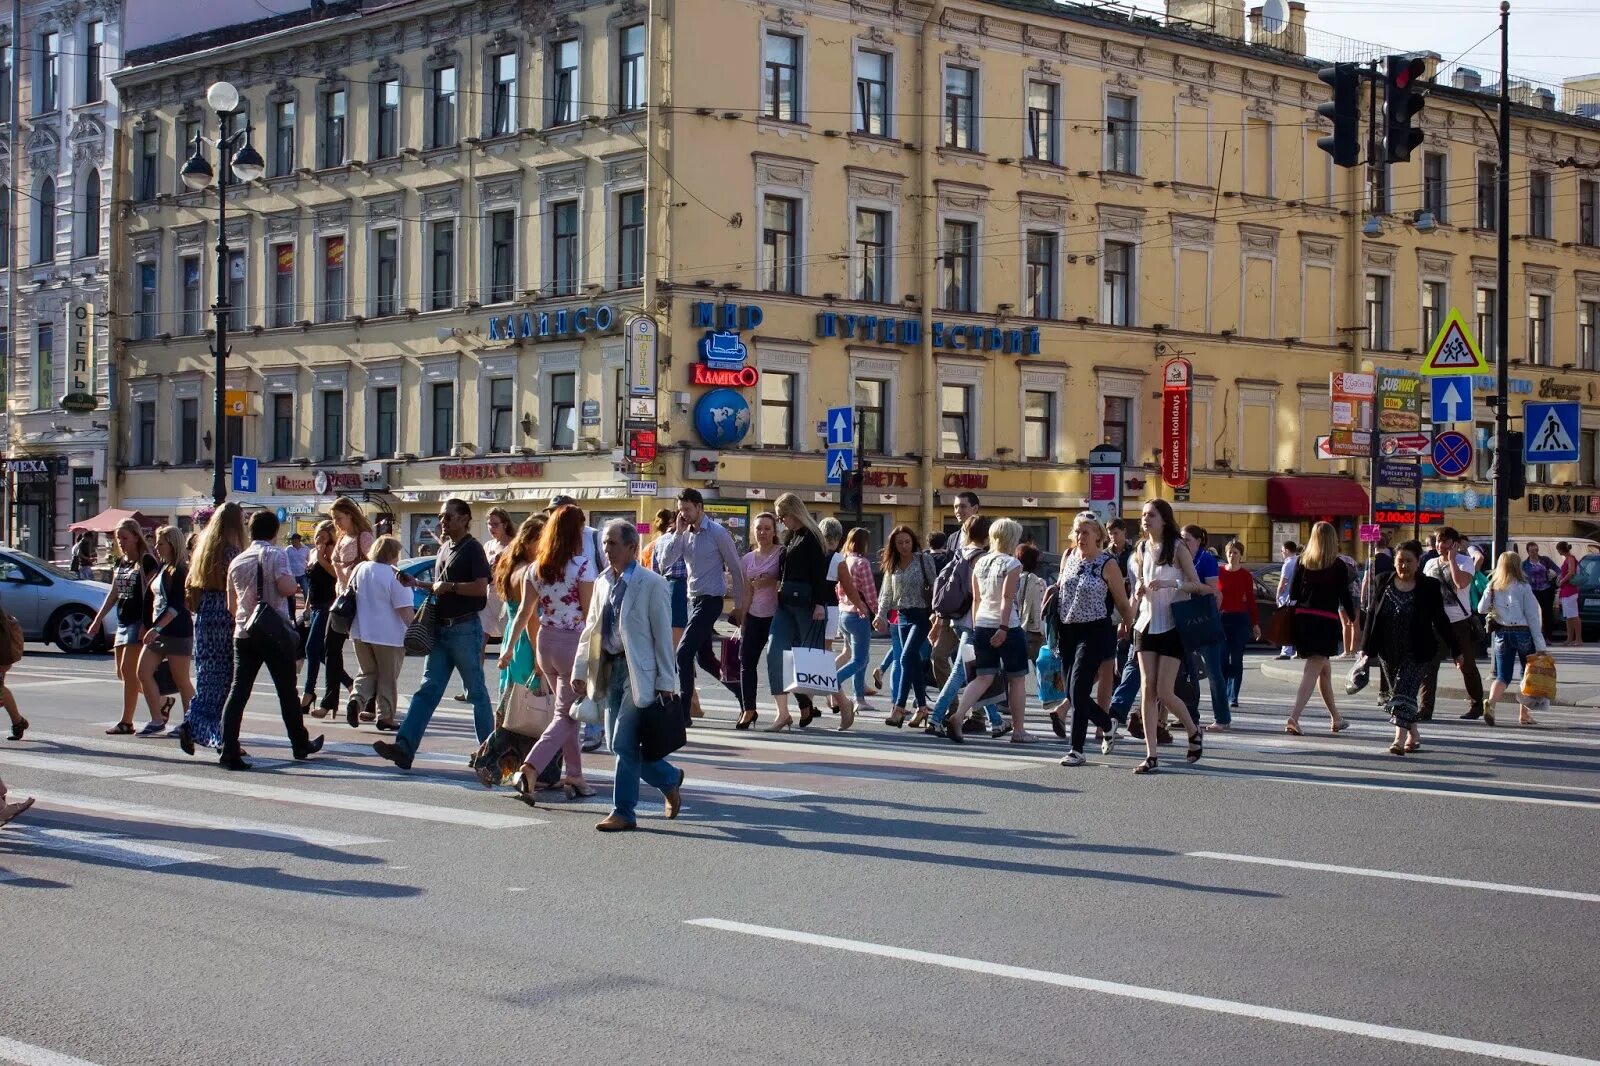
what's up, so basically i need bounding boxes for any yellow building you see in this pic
[108,0,1600,555]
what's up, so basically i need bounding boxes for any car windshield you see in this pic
[1574,555,1600,589]
[1,549,81,582]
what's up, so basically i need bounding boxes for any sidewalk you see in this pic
[1258,642,1600,710]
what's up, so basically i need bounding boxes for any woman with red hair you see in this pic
[500,504,597,803]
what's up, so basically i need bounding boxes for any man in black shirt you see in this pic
[375,497,493,770]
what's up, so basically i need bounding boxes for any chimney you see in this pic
[1247,2,1306,55]
[1453,67,1482,91]
[1534,88,1556,110]
[1168,0,1246,41]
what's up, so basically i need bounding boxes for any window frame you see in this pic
[373,386,398,459]
[1581,179,1599,248]
[1104,93,1138,174]
[319,89,347,169]
[939,383,973,460]
[488,376,515,454]
[180,254,203,335]
[1420,279,1445,351]
[854,377,887,455]
[318,233,346,323]
[270,241,296,328]
[371,226,400,317]
[616,190,645,289]
[78,170,100,259]
[1475,286,1498,364]
[1365,273,1391,351]
[1023,389,1055,462]
[374,78,401,160]
[1528,291,1551,365]
[83,20,103,104]
[430,381,455,457]
[761,195,800,295]
[1024,230,1058,319]
[1025,79,1059,164]
[489,51,519,137]
[759,369,797,450]
[762,31,801,123]
[1528,170,1551,239]
[271,392,295,462]
[549,39,581,127]
[135,400,156,466]
[940,218,976,313]
[549,199,580,297]
[136,262,157,339]
[37,30,60,113]
[1422,151,1447,222]
[854,49,890,137]
[853,207,889,303]
[1101,239,1134,326]
[178,396,199,465]
[136,129,160,201]
[618,25,646,113]
[1476,160,1498,230]
[271,99,297,178]
[548,371,577,451]
[35,176,55,264]
[429,65,458,148]
[1581,299,1600,372]
[486,208,517,304]
[428,219,456,311]
[943,65,976,149]
[34,322,54,410]
[318,389,345,462]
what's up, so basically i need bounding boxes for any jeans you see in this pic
[1220,611,1252,706]
[606,655,680,824]
[676,594,724,724]
[739,614,773,712]
[766,601,823,695]
[301,605,329,696]
[220,631,312,759]
[1060,619,1116,753]
[1490,627,1536,685]
[835,612,874,700]
[1194,637,1230,725]
[892,608,931,709]
[931,627,1004,727]
[1109,648,1142,722]
[396,617,494,756]
[878,624,903,697]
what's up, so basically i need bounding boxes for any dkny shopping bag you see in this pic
[783,646,840,696]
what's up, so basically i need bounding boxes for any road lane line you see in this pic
[686,918,1600,1066]
[3,826,217,870]
[0,1036,107,1066]
[1187,852,1600,903]
[577,767,813,800]
[132,773,545,829]
[22,791,386,849]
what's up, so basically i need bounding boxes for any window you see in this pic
[1365,274,1390,350]
[375,79,400,159]
[1025,231,1058,319]
[373,387,397,458]
[35,177,55,263]
[617,191,644,288]
[37,31,60,112]
[1026,80,1057,162]
[320,235,346,322]
[855,378,886,454]
[1369,162,1389,214]
[220,111,245,185]
[1102,240,1133,325]
[760,371,795,449]
[482,209,516,304]
[271,243,295,327]
[83,21,103,104]
[78,171,100,258]
[855,51,889,136]
[178,398,198,465]
[943,67,975,148]
[1422,152,1447,222]
[489,377,514,453]
[1024,390,1054,461]
[1477,161,1498,229]
[1528,293,1551,364]
[550,40,580,125]
[320,90,346,168]
[940,384,972,459]
[550,201,578,296]
[373,229,399,316]
[940,220,974,312]
[225,249,246,331]
[136,263,157,338]
[1475,287,1497,363]
[1584,430,1599,487]
[178,120,200,193]
[271,100,296,177]
[0,188,8,269]
[1582,300,1600,372]
[1102,395,1130,450]
[490,52,518,136]
[225,412,243,465]
[1421,280,1445,349]
[430,383,454,456]
[430,66,457,147]
[271,393,294,460]
[612,366,626,447]
[136,130,159,200]
[618,25,646,112]
[761,195,799,294]
[763,32,800,122]
[430,221,455,310]
[1582,180,1599,247]
[35,323,53,409]
[854,208,888,303]
[0,42,9,120]
[135,402,156,465]
[319,390,344,462]
[181,255,202,334]
[1529,171,1551,239]
[1105,94,1137,173]
[549,372,576,450]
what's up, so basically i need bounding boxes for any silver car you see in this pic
[0,547,113,652]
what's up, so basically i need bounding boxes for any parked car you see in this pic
[0,547,113,652]
[396,557,500,647]
[1568,555,1600,641]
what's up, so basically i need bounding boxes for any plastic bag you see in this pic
[1520,652,1557,704]
[1036,645,1068,705]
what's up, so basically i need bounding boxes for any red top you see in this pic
[1218,566,1259,623]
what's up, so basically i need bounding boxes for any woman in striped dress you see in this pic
[179,503,246,755]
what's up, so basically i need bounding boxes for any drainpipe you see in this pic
[917,2,943,536]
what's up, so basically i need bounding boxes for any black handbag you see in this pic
[328,579,358,636]
[1171,595,1224,650]
[245,557,300,661]
[638,698,687,763]
[405,594,437,654]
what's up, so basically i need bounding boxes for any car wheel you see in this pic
[50,606,97,653]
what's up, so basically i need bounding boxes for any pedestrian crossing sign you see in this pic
[1420,309,1487,376]
[1523,401,1580,463]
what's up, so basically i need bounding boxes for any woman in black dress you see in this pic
[1363,540,1458,755]
[1284,521,1356,735]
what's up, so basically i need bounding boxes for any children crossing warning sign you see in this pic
[1420,309,1487,376]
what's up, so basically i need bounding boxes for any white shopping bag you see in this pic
[960,640,978,665]
[783,646,840,695]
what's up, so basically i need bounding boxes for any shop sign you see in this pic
[1373,507,1445,525]
[62,300,98,414]
[7,458,58,485]
[626,429,658,463]
[1328,371,1374,457]
[486,305,619,343]
[275,463,390,494]
[816,311,1041,355]
[1376,458,1421,490]
[1538,378,1582,401]
[1470,375,1532,394]
[625,315,659,397]
[691,363,760,387]
[685,450,719,479]
[1527,493,1600,515]
[1162,357,1192,489]
[224,390,249,417]
[942,472,988,489]
[864,470,910,488]
[1375,368,1422,435]
[438,461,546,481]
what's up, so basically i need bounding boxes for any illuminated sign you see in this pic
[691,364,760,387]
[486,305,618,342]
[817,312,1041,355]
[1373,508,1444,525]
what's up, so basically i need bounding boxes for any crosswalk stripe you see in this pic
[683,729,1049,770]
[131,773,545,828]
[4,677,105,690]
[0,1035,108,1065]
[21,790,386,848]
[3,826,216,870]
[0,750,145,779]
[577,767,813,800]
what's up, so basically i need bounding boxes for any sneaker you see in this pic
[1101,722,1120,755]
[1059,750,1086,767]
[372,740,413,770]
[990,723,1013,740]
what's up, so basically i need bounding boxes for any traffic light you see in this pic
[1494,431,1527,500]
[1383,54,1428,163]
[1316,63,1361,169]
[840,470,864,514]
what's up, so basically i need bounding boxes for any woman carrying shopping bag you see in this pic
[1479,550,1547,727]
[764,493,831,732]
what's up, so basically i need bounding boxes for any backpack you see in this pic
[931,547,978,619]
[0,612,23,667]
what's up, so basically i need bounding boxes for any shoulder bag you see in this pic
[245,556,300,661]
[405,594,438,655]
[638,697,687,763]
[328,568,360,636]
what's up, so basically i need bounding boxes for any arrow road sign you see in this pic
[1431,430,1473,478]
[826,406,854,447]
[1380,433,1430,457]
[1524,401,1580,463]
[1429,377,1472,425]
[825,446,854,485]
[230,455,258,494]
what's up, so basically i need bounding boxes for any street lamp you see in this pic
[181,80,265,507]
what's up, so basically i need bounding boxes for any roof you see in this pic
[123,0,365,68]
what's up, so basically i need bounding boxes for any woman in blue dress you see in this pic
[178,502,246,755]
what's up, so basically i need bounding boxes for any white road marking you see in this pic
[133,773,545,829]
[686,919,1600,1066]
[0,751,145,779]
[578,767,812,800]
[1188,852,1600,904]
[1218,771,1600,809]
[22,791,386,849]
[0,1035,107,1066]
[1219,755,1600,797]
[3,826,216,870]
[4,677,106,691]
[684,730,1047,770]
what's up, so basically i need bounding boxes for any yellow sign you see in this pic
[1420,309,1487,376]
[224,389,249,416]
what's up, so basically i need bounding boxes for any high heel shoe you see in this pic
[510,769,538,806]
[736,709,758,730]
[799,707,820,728]
[907,709,929,730]
[764,717,793,733]
[299,692,315,713]
[884,709,906,728]
[561,779,598,800]
[838,705,856,731]
[178,721,195,756]
[7,716,27,741]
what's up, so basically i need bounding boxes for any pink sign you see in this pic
[1090,472,1117,502]
[1359,524,1382,543]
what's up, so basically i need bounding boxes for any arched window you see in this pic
[79,170,100,258]
[36,177,55,264]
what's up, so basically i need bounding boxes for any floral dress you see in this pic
[1378,583,1426,727]
[185,546,239,749]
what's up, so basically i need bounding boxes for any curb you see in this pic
[1257,659,1595,711]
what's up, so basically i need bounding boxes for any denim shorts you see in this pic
[972,626,1029,677]
[1491,627,1536,685]
[113,622,142,648]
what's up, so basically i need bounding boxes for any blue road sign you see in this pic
[826,406,854,447]
[1524,401,1581,464]
[231,455,258,494]
[825,447,854,486]
[1431,430,1473,478]
[1429,376,1472,425]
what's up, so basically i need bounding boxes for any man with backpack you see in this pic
[926,515,1008,737]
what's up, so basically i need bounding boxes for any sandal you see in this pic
[1330,718,1349,734]
[7,716,27,741]
[1388,742,1406,756]
[1403,741,1423,753]
[1519,716,1538,727]
[1186,730,1203,764]
[105,721,134,735]
[1133,756,1160,775]
[1284,720,1303,736]
[884,709,905,729]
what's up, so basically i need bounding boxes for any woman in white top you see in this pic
[1480,551,1548,726]
[346,535,417,731]
[1129,499,1209,774]
[319,496,374,714]
[946,519,1042,744]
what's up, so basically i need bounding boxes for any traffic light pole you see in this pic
[1491,1,1512,561]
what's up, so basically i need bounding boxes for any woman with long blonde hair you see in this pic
[180,503,246,754]
[88,518,160,735]
[1480,550,1547,727]
[1284,521,1356,735]
[137,526,196,733]
[764,493,830,731]
[316,497,373,715]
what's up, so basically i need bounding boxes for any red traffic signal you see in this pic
[1383,55,1428,163]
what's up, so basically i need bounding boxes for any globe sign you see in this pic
[693,387,752,448]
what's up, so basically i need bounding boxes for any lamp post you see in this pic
[180,81,264,507]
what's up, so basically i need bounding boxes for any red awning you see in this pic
[69,508,157,534]
[1266,477,1371,518]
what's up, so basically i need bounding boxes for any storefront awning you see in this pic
[69,508,157,534]
[1266,477,1370,518]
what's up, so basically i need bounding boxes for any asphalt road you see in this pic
[2,644,1598,1066]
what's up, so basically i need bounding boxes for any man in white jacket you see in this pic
[574,519,684,832]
